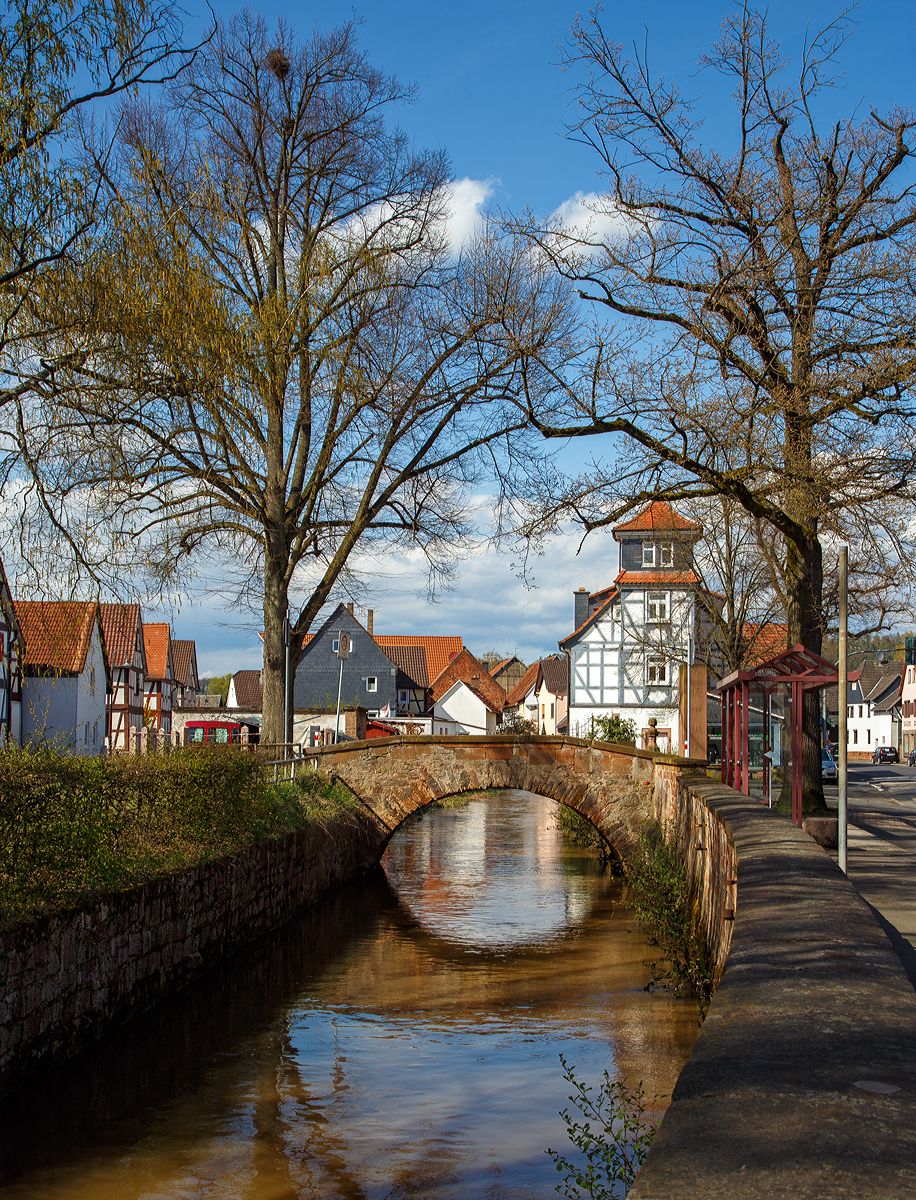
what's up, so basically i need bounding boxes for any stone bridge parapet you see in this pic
[303,733,683,860]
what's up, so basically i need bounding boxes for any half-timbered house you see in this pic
[0,560,23,745]
[560,502,710,751]
[142,623,177,734]
[171,639,200,708]
[99,603,147,751]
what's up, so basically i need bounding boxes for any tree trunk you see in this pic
[785,530,828,813]
[261,566,288,747]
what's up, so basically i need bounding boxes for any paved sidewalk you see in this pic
[842,819,916,989]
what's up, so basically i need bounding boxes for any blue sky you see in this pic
[163,0,916,674]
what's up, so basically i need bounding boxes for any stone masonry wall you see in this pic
[0,810,380,1099]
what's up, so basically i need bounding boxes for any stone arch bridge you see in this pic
[303,733,690,861]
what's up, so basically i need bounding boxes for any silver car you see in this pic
[821,748,837,781]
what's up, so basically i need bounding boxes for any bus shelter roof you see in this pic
[717,644,839,693]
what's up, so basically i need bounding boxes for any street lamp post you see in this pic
[838,545,848,874]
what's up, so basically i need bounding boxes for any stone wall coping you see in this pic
[631,780,916,1199]
[300,731,708,768]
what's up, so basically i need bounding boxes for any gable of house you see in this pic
[228,669,264,709]
[171,639,200,693]
[294,605,397,713]
[430,648,505,713]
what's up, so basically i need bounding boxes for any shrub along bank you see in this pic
[0,746,356,923]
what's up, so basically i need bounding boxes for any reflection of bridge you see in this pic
[310,733,916,1199]
[305,733,673,859]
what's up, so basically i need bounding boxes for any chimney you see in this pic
[346,602,354,615]
[574,586,589,629]
[367,609,374,635]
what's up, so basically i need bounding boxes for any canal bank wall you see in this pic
[632,776,916,1199]
[0,810,379,1099]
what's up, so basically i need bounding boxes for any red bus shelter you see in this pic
[717,645,838,827]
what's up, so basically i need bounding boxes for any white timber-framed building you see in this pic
[560,502,714,753]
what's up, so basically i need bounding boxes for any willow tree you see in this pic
[29,14,573,742]
[519,7,916,806]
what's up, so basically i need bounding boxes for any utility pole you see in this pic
[838,545,848,874]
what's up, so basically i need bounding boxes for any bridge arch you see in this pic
[304,734,667,861]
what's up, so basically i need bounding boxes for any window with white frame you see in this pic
[642,541,655,567]
[398,689,409,703]
[660,541,674,567]
[332,637,339,653]
[646,654,667,684]
[646,591,669,622]
[366,677,377,692]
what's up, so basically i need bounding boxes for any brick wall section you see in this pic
[428,649,507,711]
[0,811,380,1099]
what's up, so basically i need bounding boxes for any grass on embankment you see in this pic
[0,745,358,924]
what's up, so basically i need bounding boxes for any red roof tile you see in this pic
[230,669,263,708]
[171,639,198,688]
[614,570,701,585]
[16,601,99,673]
[375,635,463,685]
[98,603,143,669]
[612,501,702,535]
[742,622,789,667]
[142,623,173,681]
[539,656,569,696]
[382,644,429,688]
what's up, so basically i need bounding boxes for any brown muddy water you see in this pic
[0,789,698,1199]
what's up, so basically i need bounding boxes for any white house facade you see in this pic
[560,502,708,753]
[846,663,903,760]
[17,602,109,754]
[432,680,499,736]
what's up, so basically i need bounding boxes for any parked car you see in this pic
[821,748,837,781]
[872,745,899,764]
[909,748,916,767]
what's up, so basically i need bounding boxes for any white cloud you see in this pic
[444,177,496,254]
[549,191,632,249]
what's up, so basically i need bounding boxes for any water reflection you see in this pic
[0,790,697,1199]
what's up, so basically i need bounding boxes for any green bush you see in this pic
[587,715,637,745]
[625,823,713,1011]
[0,745,353,921]
[548,1056,657,1198]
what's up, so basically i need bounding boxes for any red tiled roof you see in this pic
[742,622,789,667]
[171,639,198,688]
[142,623,173,681]
[489,656,514,676]
[16,601,98,673]
[382,644,429,688]
[98,603,143,669]
[539,656,569,696]
[375,635,463,684]
[612,501,703,534]
[614,570,701,585]
[430,648,505,710]
[230,669,263,708]
[506,660,541,706]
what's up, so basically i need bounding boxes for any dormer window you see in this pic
[643,540,674,568]
[642,541,655,567]
[660,541,674,567]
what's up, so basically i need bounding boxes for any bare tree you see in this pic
[517,6,916,806]
[0,0,198,410]
[25,14,573,742]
